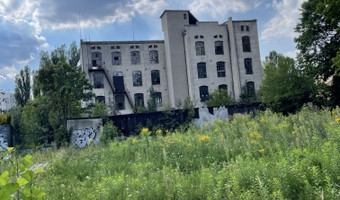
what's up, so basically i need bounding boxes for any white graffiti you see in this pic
[193,106,229,128]
[73,128,98,148]
[0,131,8,151]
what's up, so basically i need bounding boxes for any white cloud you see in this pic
[283,49,299,59]
[261,0,306,40]
[188,0,263,20]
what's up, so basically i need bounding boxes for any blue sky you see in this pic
[0,0,305,92]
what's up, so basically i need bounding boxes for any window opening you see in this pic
[242,36,251,52]
[215,41,224,55]
[195,41,205,56]
[151,70,160,85]
[197,62,207,78]
[199,86,209,102]
[133,71,142,86]
[244,58,253,74]
[217,62,226,77]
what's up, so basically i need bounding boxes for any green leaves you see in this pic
[0,171,9,186]
[17,177,28,187]
[23,154,33,167]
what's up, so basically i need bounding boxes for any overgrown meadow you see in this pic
[1,106,340,199]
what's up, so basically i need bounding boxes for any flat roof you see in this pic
[160,10,190,18]
[81,40,164,45]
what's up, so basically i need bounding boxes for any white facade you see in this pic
[80,10,262,114]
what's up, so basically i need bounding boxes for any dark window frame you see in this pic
[199,86,209,102]
[149,50,159,64]
[242,36,251,52]
[216,62,226,77]
[195,41,205,56]
[244,58,253,74]
[134,93,144,107]
[115,94,125,110]
[133,71,143,86]
[151,70,160,85]
[197,62,207,79]
[93,72,104,88]
[218,84,228,92]
[215,41,224,55]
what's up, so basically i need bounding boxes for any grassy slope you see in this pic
[2,106,340,199]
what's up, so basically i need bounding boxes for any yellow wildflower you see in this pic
[260,118,265,123]
[156,129,162,135]
[166,129,169,133]
[335,118,340,122]
[132,139,138,144]
[292,131,296,135]
[258,149,265,153]
[251,139,257,144]
[204,121,211,126]
[250,132,255,137]
[199,135,210,142]
[331,109,336,116]
[89,138,92,143]
[7,147,14,152]
[256,134,262,139]
[187,143,192,147]
[214,129,218,132]
[141,128,149,136]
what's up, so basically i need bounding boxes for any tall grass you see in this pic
[1,105,340,199]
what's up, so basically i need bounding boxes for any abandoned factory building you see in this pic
[80,10,263,115]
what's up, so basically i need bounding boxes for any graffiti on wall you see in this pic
[193,107,229,128]
[0,129,8,151]
[72,128,98,148]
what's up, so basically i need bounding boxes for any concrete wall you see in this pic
[184,22,233,107]
[67,118,103,148]
[0,125,12,151]
[81,41,170,114]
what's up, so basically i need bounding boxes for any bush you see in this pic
[101,121,119,144]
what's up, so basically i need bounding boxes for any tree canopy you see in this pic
[295,0,340,105]
[260,51,315,113]
[14,66,31,107]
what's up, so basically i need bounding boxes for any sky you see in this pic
[0,0,305,92]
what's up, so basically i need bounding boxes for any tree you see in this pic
[92,102,108,118]
[260,51,315,114]
[35,42,93,144]
[146,87,157,112]
[206,89,235,107]
[238,83,259,104]
[14,66,31,107]
[295,0,340,105]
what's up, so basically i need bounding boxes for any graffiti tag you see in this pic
[72,128,97,148]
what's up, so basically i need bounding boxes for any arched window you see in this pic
[246,81,255,95]
[197,62,207,78]
[215,41,224,55]
[95,96,105,103]
[242,36,251,52]
[132,71,142,86]
[195,41,205,55]
[151,70,160,85]
[93,72,104,88]
[218,84,228,92]
[149,50,159,64]
[131,51,140,64]
[244,58,253,74]
[199,86,209,102]
[115,94,125,110]
[112,52,121,65]
[91,52,102,67]
[216,62,226,77]
[134,93,144,107]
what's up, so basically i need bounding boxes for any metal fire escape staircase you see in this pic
[89,66,135,113]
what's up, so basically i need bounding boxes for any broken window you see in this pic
[91,52,102,67]
[112,52,121,65]
[95,96,105,103]
[218,84,228,92]
[134,93,144,107]
[154,92,162,107]
[115,94,125,110]
[93,72,104,88]
[197,62,207,79]
[217,62,226,77]
[113,71,125,91]
[131,51,140,64]
[242,36,251,52]
[151,70,160,85]
[246,81,255,95]
[195,41,205,56]
[244,58,253,74]
[199,86,209,102]
[149,50,159,64]
[133,71,142,86]
[215,41,224,55]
